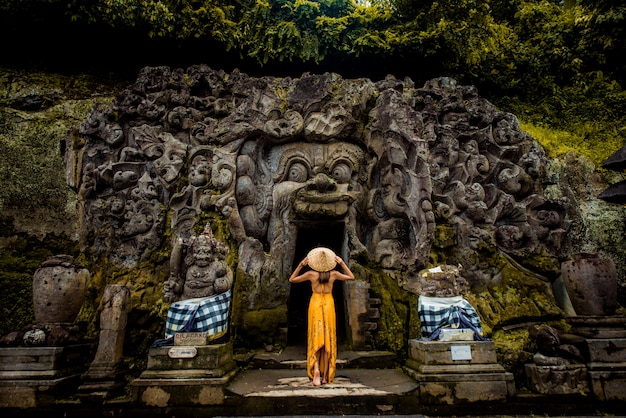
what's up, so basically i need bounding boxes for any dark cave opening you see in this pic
[287,220,347,347]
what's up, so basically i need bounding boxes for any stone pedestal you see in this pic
[586,337,626,401]
[525,363,589,395]
[0,344,92,407]
[568,315,626,339]
[565,315,626,401]
[130,342,237,406]
[403,340,515,404]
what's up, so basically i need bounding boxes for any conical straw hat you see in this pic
[307,247,337,272]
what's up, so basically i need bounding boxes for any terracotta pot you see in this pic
[32,255,90,324]
[561,252,617,316]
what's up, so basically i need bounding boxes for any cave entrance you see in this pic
[287,220,347,348]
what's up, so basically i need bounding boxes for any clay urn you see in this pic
[561,252,617,316]
[32,254,90,324]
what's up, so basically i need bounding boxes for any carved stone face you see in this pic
[122,204,154,236]
[188,239,215,267]
[189,154,211,187]
[109,196,125,215]
[381,165,407,218]
[154,137,187,185]
[268,142,365,220]
[537,209,561,228]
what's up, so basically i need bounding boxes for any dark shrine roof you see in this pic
[601,144,626,171]
[598,179,626,204]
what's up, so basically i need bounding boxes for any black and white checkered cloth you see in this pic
[418,295,485,340]
[165,289,232,340]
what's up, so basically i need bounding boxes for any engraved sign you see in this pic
[174,332,208,346]
[450,345,472,361]
[168,347,198,358]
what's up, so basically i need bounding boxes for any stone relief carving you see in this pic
[164,224,232,303]
[69,65,570,333]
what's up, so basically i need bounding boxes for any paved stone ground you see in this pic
[227,368,418,398]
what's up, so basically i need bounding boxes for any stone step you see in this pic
[227,368,417,397]
[244,346,399,370]
[225,368,419,416]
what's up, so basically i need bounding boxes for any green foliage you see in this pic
[496,70,626,166]
[0,110,70,211]
[577,0,626,83]
[0,269,33,338]
[236,0,363,63]
[1,0,624,96]
[97,0,233,39]
[520,119,626,167]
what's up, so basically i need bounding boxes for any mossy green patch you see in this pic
[363,264,419,357]
[73,252,172,354]
[432,224,457,249]
[238,306,288,349]
[491,327,535,388]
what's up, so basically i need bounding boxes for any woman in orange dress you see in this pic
[289,247,355,386]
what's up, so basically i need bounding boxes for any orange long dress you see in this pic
[307,289,337,383]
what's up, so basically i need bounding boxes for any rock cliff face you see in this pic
[1,66,624,356]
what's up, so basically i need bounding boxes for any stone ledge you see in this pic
[130,369,238,407]
[406,360,506,374]
[589,369,626,401]
[146,343,234,372]
[226,368,418,398]
[586,338,626,363]
[139,367,236,379]
[408,339,498,365]
[403,366,515,404]
[525,363,589,395]
[0,374,81,408]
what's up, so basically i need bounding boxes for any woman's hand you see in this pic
[334,255,354,280]
[289,257,310,283]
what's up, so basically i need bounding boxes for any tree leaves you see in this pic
[2,0,625,95]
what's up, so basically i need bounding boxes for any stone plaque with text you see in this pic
[174,332,209,346]
[167,346,198,359]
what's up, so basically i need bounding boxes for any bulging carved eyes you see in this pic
[287,162,309,182]
[331,163,351,183]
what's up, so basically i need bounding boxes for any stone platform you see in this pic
[587,337,626,401]
[130,342,237,406]
[403,340,515,404]
[0,344,93,408]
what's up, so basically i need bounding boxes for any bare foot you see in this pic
[313,369,321,386]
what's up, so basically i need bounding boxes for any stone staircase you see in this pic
[226,345,420,416]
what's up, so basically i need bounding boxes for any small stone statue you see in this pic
[164,223,232,303]
[525,324,589,395]
[529,324,585,366]
[79,285,130,399]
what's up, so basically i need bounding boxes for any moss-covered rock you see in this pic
[0,67,123,238]
[237,306,289,349]
[365,265,420,358]
[548,153,626,301]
